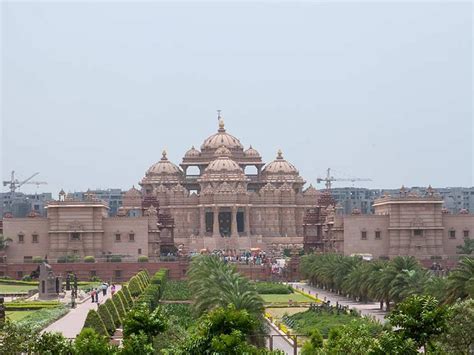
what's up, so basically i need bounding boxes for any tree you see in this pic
[324,321,379,355]
[0,321,38,354]
[122,303,167,342]
[372,331,418,355]
[388,295,448,353]
[180,304,263,354]
[457,238,474,255]
[301,329,323,355]
[0,234,13,250]
[74,328,116,355]
[34,332,74,355]
[445,257,474,303]
[436,299,474,354]
[120,331,154,355]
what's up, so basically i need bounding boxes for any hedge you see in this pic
[84,256,95,263]
[117,290,131,311]
[83,309,108,337]
[151,269,168,285]
[128,276,144,297]
[138,256,149,263]
[254,282,293,294]
[122,285,133,306]
[112,293,127,320]
[6,301,61,311]
[105,298,121,327]
[32,256,44,263]
[97,303,116,335]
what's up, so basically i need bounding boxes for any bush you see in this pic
[128,276,144,297]
[97,303,115,335]
[83,309,108,337]
[117,290,131,311]
[34,331,74,354]
[112,293,127,320]
[84,256,95,263]
[138,256,149,263]
[21,275,33,282]
[56,255,80,263]
[161,280,190,301]
[123,303,167,342]
[90,275,101,282]
[136,284,161,310]
[121,331,154,355]
[74,328,115,354]
[110,255,122,262]
[105,298,121,327]
[32,256,44,263]
[254,282,292,294]
[122,285,134,306]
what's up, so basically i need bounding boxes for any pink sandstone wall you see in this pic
[3,218,49,263]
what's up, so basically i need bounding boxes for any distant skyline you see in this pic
[2,2,473,195]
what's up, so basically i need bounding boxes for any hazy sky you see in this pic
[1,1,472,196]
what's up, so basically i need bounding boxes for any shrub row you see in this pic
[134,270,167,311]
[6,302,61,311]
[254,281,293,294]
[82,270,151,336]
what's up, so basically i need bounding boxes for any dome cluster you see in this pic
[141,113,306,192]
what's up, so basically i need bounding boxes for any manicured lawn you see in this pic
[0,284,37,293]
[266,307,308,320]
[261,293,314,304]
[6,310,36,321]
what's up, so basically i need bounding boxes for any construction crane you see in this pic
[2,171,48,193]
[316,168,372,190]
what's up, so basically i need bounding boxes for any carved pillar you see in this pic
[245,207,251,236]
[231,206,238,238]
[212,207,220,237]
[200,207,206,236]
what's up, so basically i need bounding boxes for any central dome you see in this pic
[146,150,183,176]
[201,118,244,151]
[206,156,243,173]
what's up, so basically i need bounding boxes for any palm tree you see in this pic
[445,257,474,303]
[187,255,264,316]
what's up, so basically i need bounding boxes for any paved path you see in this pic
[291,283,387,323]
[266,320,299,355]
[42,285,121,338]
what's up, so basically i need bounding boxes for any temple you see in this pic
[0,114,472,272]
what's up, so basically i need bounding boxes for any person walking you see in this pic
[101,283,107,296]
[91,289,96,303]
[111,284,116,296]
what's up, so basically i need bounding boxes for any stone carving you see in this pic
[38,261,62,300]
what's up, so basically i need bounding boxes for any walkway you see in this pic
[291,283,387,323]
[42,285,121,338]
[266,320,299,355]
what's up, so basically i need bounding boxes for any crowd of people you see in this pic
[90,282,116,304]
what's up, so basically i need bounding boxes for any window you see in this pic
[32,234,39,243]
[129,233,135,242]
[71,232,80,241]
[138,248,142,255]
[361,231,367,240]
[449,230,456,239]
[72,249,79,254]
[375,231,381,240]
[18,234,24,243]
[414,229,423,236]
[115,233,121,242]
[464,230,469,238]
[23,256,33,263]
[17,271,23,279]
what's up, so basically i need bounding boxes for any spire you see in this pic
[277,149,283,159]
[217,110,225,132]
[161,150,168,160]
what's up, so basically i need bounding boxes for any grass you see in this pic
[16,305,69,331]
[6,310,36,321]
[260,293,314,304]
[0,284,37,293]
[266,307,309,320]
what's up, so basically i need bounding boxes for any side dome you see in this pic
[201,117,244,151]
[244,145,260,158]
[141,150,184,186]
[185,146,201,158]
[262,150,298,174]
